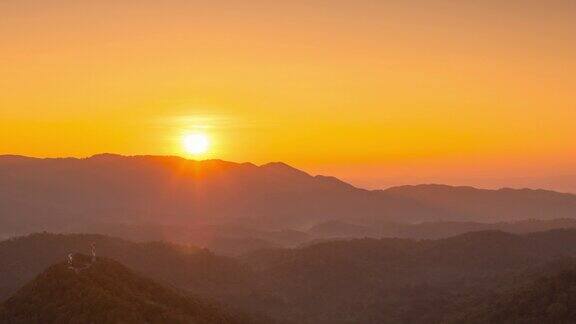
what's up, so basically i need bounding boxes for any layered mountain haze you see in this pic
[4,1,575,322]
[0,154,423,231]
[3,154,576,237]
[385,184,576,223]
[309,218,576,240]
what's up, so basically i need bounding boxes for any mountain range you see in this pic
[3,154,576,245]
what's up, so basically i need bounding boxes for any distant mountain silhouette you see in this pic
[0,256,256,324]
[308,220,380,238]
[384,184,576,223]
[309,218,576,240]
[3,154,576,241]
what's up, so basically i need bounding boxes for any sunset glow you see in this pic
[4,3,576,322]
[1,1,575,190]
[183,133,209,156]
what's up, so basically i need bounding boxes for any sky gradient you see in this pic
[1,0,575,190]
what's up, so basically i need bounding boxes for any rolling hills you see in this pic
[448,262,576,323]
[0,233,250,302]
[0,256,257,324]
[6,230,576,323]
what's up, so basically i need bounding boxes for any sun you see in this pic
[183,133,210,155]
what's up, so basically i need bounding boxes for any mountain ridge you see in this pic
[3,154,575,194]
[3,154,576,239]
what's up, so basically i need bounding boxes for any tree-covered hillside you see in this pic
[449,265,576,323]
[6,230,576,323]
[0,233,252,302]
[0,256,258,324]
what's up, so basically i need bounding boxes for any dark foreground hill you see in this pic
[0,256,256,324]
[0,233,251,302]
[239,229,576,323]
[449,264,576,324]
[7,230,576,323]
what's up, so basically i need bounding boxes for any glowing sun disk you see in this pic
[183,133,209,155]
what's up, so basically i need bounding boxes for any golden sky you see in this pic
[1,0,575,189]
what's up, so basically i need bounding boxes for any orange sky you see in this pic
[1,0,575,190]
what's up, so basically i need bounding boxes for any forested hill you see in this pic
[0,256,258,324]
[238,229,576,323]
[7,230,576,323]
[449,264,576,323]
[0,233,251,302]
